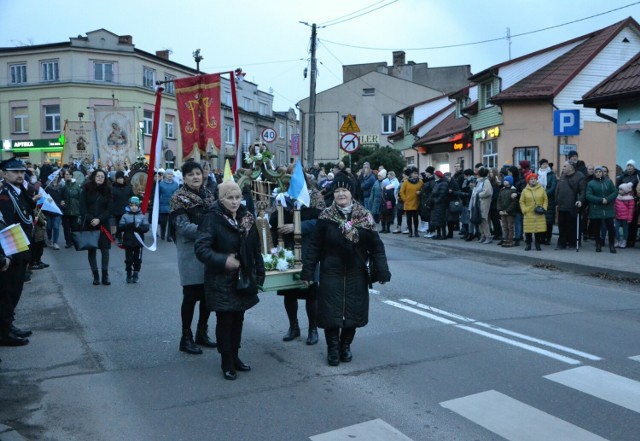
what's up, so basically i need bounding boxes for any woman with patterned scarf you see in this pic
[169,161,217,356]
[301,171,391,366]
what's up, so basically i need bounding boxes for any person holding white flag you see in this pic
[42,173,64,249]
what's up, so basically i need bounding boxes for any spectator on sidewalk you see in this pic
[616,159,640,248]
[586,166,618,253]
[497,176,519,247]
[614,182,635,248]
[159,170,180,242]
[537,159,557,245]
[473,167,493,244]
[519,174,548,251]
[555,161,586,250]
[399,166,422,237]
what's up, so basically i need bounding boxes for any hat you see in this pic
[425,166,435,175]
[404,166,418,176]
[527,173,539,182]
[378,169,387,179]
[504,176,514,186]
[567,150,578,158]
[539,158,549,166]
[333,172,354,194]
[157,168,165,174]
[128,196,141,206]
[619,182,633,193]
[218,180,241,200]
[327,172,334,180]
[434,170,445,179]
[115,171,125,180]
[519,160,530,169]
[0,157,27,171]
[594,165,604,172]
[627,159,636,168]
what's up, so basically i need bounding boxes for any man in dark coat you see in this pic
[0,158,38,346]
[555,161,586,249]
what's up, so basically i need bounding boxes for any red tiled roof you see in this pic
[413,110,470,146]
[491,17,639,103]
[577,50,640,107]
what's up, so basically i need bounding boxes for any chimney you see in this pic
[118,35,133,45]
[392,51,406,67]
[156,50,170,60]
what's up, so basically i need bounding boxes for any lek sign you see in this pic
[553,109,580,136]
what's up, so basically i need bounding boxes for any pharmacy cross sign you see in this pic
[340,132,360,153]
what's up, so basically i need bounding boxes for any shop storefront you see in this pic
[416,132,472,173]
[2,139,64,165]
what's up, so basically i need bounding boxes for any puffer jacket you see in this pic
[586,177,617,220]
[195,202,265,313]
[61,180,82,216]
[112,182,134,218]
[399,178,423,211]
[117,209,150,247]
[300,205,391,329]
[429,178,449,228]
[615,196,635,222]
[519,183,548,233]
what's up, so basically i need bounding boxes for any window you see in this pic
[258,102,268,116]
[224,91,232,106]
[513,146,539,173]
[165,115,175,139]
[382,114,396,134]
[44,105,61,132]
[481,81,494,108]
[224,125,234,144]
[243,129,252,150]
[243,97,253,111]
[481,140,498,169]
[12,107,29,133]
[363,88,375,96]
[164,74,175,94]
[143,110,153,135]
[278,123,285,139]
[41,61,59,82]
[94,62,114,82]
[456,96,470,118]
[10,64,27,84]
[143,68,156,89]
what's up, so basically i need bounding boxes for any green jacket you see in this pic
[61,180,82,216]
[586,177,617,220]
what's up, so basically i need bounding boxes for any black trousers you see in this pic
[159,213,170,239]
[62,215,75,246]
[557,210,578,248]
[628,203,639,247]
[216,311,245,354]
[88,248,110,272]
[30,240,45,265]
[124,246,143,272]
[181,284,210,331]
[0,255,28,334]
[590,218,615,243]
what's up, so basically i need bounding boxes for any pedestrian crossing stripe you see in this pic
[309,418,413,440]
[630,355,640,362]
[545,366,640,413]
[441,390,608,441]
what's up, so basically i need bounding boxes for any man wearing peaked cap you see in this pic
[0,157,37,347]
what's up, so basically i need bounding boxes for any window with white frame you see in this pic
[382,114,396,134]
[224,125,234,144]
[243,129,252,150]
[12,107,29,133]
[94,61,114,82]
[143,110,153,135]
[481,81,494,108]
[44,105,60,132]
[10,64,27,84]
[164,74,175,94]
[278,123,285,139]
[41,61,59,82]
[243,97,252,111]
[481,140,498,169]
[165,115,175,139]
[258,102,268,115]
[143,68,156,89]
[224,91,232,106]
[513,146,539,173]
[456,96,470,118]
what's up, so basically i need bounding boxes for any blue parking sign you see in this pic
[553,110,580,136]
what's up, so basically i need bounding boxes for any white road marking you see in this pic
[545,366,640,413]
[441,390,609,441]
[309,418,413,440]
[383,300,457,325]
[630,355,640,362]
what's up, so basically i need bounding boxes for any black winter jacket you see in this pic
[79,188,113,249]
[195,202,265,313]
[300,209,391,329]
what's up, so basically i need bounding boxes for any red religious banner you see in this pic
[174,74,222,160]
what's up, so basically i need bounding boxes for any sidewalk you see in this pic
[382,229,640,282]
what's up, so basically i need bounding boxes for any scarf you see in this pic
[408,176,420,184]
[319,200,376,243]
[538,167,550,188]
[169,185,215,214]
[217,201,255,238]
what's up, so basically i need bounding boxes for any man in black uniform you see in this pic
[0,157,38,346]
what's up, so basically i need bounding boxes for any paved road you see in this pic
[1,235,639,440]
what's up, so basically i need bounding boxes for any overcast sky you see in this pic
[2,0,640,112]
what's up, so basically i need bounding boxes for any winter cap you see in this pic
[539,158,549,166]
[627,159,636,168]
[333,172,354,194]
[129,196,141,206]
[594,165,604,172]
[404,166,418,176]
[504,176,514,186]
[378,169,387,179]
[115,171,125,180]
[425,166,435,175]
[619,182,633,193]
[327,172,334,179]
[434,170,445,179]
[218,180,241,200]
[527,173,539,182]
[157,168,165,174]
[519,160,531,169]
[567,150,578,158]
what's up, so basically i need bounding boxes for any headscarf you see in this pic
[319,200,376,243]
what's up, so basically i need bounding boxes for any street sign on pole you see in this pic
[553,110,580,136]
[340,114,360,133]
[261,128,277,143]
[340,132,360,153]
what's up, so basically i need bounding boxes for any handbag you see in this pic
[470,195,483,224]
[530,190,546,215]
[71,230,100,251]
[448,199,462,214]
[236,267,257,296]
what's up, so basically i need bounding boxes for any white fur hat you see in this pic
[626,159,636,168]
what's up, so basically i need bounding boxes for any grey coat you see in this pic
[174,212,205,286]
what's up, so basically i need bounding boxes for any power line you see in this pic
[322,0,400,28]
[321,1,640,51]
[319,0,397,27]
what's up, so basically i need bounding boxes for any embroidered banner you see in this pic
[65,120,94,162]
[93,107,137,168]
[174,74,221,160]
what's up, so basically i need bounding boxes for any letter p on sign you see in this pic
[553,109,580,136]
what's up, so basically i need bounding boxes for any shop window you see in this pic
[513,146,539,172]
[481,140,498,169]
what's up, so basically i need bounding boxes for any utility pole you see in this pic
[307,23,317,168]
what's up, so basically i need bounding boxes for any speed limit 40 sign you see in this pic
[261,128,277,143]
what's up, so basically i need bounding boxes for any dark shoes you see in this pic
[132,271,139,283]
[234,357,251,372]
[92,270,100,285]
[535,243,542,251]
[11,325,32,338]
[339,344,352,363]
[306,328,319,345]
[179,329,203,355]
[102,271,111,285]
[223,370,237,381]
[195,326,217,348]
[282,323,301,342]
[525,243,532,251]
[126,271,133,284]
[0,332,29,346]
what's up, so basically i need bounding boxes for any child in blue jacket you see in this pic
[117,197,150,283]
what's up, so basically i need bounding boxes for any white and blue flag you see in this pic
[287,160,310,208]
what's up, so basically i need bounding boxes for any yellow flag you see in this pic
[223,159,233,182]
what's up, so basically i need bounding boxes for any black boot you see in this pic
[92,270,100,285]
[101,271,111,286]
[414,227,419,237]
[221,352,237,380]
[234,349,251,372]
[535,239,542,251]
[195,324,217,348]
[306,327,319,345]
[609,239,617,254]
[525,241,532,251]
[179,328,203,355]
[132,271,139,283]
[596,240,602,252]
[339,328,356,362]
[325,329,340,366]
[282,321,301,342]
[126,271,132,284]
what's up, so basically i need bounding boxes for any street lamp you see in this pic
[193,49,203,74]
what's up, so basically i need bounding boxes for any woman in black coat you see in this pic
[79,169,114,285]
[195,180,265,380]
[429,171,449,239]
[301,173,391,366]
[111,170,133,242]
